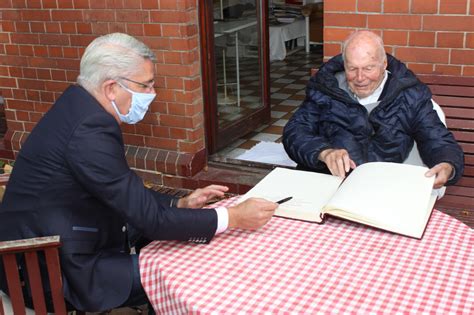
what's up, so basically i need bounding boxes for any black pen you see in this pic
[276,196,293,204]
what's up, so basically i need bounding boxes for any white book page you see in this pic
[239,167,342,222]
[323,162,435,238]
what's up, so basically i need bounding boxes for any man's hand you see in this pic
[227,198,277,230]
[319,148,356,178]
[177,185,229,208]
[425,162,454,189]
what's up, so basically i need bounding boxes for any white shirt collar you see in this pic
[357,70,389,106]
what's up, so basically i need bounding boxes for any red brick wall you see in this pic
[2,0,473,183]
[0,0,206,180]
[323,0,474,76]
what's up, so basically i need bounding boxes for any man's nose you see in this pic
[356,70,364,81]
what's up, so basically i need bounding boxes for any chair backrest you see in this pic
[0,235,67,315]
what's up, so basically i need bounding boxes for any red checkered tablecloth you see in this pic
[140,197,474,314]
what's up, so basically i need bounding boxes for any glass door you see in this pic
[200,0,271,153]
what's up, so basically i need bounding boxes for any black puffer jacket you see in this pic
[283,54,464,185]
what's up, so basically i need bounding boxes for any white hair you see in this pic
[77,33,156,93]
[342,30,387,64]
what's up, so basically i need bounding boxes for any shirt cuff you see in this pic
[169,198,179,207]
[214,206,229,234]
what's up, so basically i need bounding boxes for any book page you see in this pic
[323,162,435,238]
[239,167,342,222]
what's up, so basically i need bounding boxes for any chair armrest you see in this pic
[0,236,61,254]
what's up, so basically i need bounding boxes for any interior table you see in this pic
[269,18,306,61]
[140,197,473,314]
[214,18,258,106]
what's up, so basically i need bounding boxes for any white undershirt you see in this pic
[356,70,389,107]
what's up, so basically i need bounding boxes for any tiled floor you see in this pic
[215,45,323,161]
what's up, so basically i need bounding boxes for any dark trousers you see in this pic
[120,225,156,314]
[118,254,155,314]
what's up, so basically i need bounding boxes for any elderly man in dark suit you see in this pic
[0,33,277,312]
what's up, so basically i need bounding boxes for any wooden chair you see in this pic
[0,235,75,315]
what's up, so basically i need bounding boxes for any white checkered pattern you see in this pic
[140,197,474,314]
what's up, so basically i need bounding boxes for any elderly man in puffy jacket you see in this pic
[283,30,463,188]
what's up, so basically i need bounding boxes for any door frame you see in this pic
[199,0,271,154]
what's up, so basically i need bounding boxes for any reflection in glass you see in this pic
[213,0,263,130]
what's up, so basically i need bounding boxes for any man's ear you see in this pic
[102,79,117,102]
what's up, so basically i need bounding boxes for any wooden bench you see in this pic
[417,75,474,216]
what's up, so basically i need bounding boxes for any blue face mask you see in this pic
[111,82,156,124]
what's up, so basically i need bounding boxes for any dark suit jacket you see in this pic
[0,85,218,311]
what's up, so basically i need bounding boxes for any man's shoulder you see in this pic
[398,78,431,101]
[385,64,431,104]
[57,85,104,112]
[52,85,114,125]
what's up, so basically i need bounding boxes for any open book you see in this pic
[240,162,437,239]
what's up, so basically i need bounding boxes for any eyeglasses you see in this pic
[119,77,155,90]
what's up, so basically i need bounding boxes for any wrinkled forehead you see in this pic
[345,44,385,68]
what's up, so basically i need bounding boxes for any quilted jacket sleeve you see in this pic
[408,90,464,185]
[282,90,333,171]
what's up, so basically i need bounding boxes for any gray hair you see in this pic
[342,30,386,64]
[77,33,156,93]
